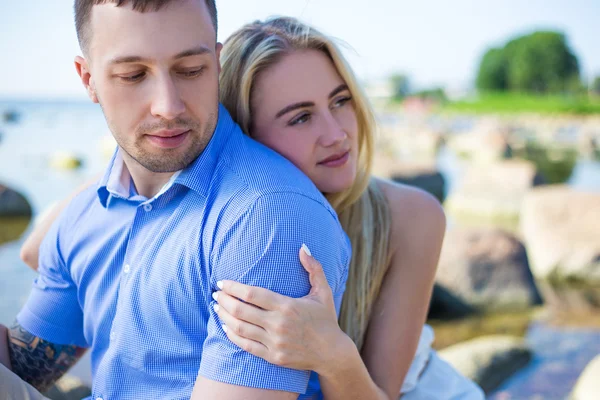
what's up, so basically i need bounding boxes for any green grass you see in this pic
[443,92,600,115]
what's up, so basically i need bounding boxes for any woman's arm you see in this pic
[214,247,391,400]
[213,184,446,399]
[20,175,101,270]
[358,180,446,397]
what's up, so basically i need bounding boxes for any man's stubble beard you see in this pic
[99,100,218,173]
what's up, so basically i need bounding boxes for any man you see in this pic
[0,1,350,399]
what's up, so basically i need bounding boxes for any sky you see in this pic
[1,0,598,99]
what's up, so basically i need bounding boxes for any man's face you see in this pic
[79,0,221,173]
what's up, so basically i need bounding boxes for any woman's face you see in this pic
[250,49,359,195]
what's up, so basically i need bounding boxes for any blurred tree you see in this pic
[476,48,508,91]
[413,88,448,103]
[476,31,580,94]
[390,73,411,100]
[593,76,600,96]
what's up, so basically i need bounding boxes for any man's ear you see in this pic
[74,56,99,103]
[216,42,223,75]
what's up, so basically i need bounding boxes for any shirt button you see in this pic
[143,204,153,212]
[110,331,116,341]
[123,264,131,274]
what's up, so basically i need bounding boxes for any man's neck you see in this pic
[122,156,177,199]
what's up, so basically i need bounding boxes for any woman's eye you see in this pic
[120,72,146,82]
[333,96,352,108]
[289,113,311,126]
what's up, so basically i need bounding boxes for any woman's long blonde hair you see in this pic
[220,16,391,350]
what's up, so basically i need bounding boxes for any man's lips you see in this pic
[146,129,190,149]
[318,150,350,167]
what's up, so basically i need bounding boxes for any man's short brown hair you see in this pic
[74,0,218,53]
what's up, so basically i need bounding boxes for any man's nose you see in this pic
[150,76,186,120]
[319,112,347,147]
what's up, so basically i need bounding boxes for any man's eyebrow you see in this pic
[275,102,315,119]
[329,84,349,99]
[108,46,212,65]
[173,46,212,60]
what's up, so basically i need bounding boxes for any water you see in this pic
[489,323,600,399]
[1,100,600,396]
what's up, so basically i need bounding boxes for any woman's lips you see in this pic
[318,150,350,168]
[146,130,190,149]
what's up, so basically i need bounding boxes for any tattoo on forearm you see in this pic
[8,321,85,392]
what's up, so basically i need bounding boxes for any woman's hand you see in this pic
[213,244,352,375]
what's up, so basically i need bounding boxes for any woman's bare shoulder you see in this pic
[374,177,446,252]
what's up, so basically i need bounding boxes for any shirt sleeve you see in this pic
[199,192,351,394]
[16,211,87,348]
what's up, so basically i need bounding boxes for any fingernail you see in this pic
[222,325,228,333]
[212,292,219,301]
[301,243,312,257]
[217,281,224,290]
[213,304,220,313]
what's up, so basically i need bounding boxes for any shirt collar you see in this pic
[97,104,237,207]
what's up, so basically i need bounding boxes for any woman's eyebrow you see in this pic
[275,102,314,119]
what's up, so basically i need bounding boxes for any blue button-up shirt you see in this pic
[17,104,351,399]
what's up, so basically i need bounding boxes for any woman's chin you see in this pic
[317,180,355,196]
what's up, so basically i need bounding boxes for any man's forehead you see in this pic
[89,0,215,62]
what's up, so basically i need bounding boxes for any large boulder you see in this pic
[520,186,600,283]
[373,160,446,203]
[0,185,32,244]
[435,228,542,312]
[438,335,532,394]
[570,355,600,400]
[0,184,32,217]
[427,283,476,320]
[446,160,544,224]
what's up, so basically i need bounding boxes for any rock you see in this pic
[373,160,446,203]
[520,186,600,283]
[446,160,544,224]
[435,228,543,312]
[50,152,83,170]
[2,110,19,123]
[43,375,91,400]
[447,121,513,162]
[513,141,578,184]
[536,281,600,315]
[570,355,600,400]
[438,335,532,394]
[427,283,476,320]
[0,184,32,217]
[578,130,599,159]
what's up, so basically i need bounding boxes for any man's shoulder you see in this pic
[52,183,101,231]
[216,129,331,211]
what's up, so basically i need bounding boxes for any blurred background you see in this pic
[1,1,599,399]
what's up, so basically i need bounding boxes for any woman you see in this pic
[21,17,483,400]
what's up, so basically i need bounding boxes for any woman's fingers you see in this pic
[220,323,270,361]
[299,244,332,299]
[217,280,286,311]
[214,291,270,327]
[215,302,268,344]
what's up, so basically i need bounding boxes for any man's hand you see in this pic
[7,321,86,392]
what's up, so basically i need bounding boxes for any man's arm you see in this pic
[195,192,350,399]
[0,324,11,369]
[192,376,298,400]
[2,321,86,392]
